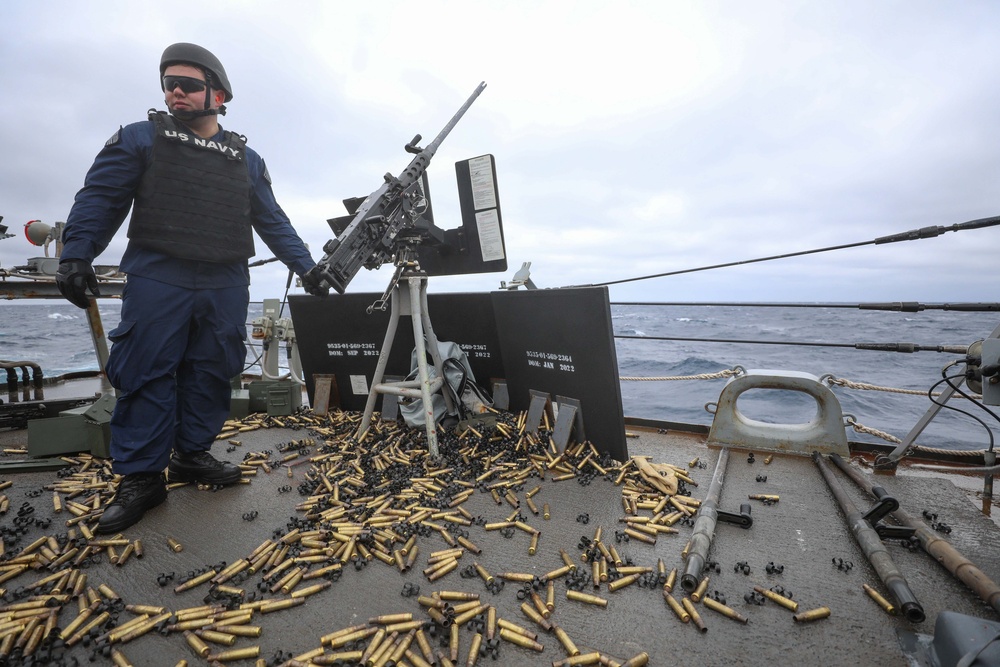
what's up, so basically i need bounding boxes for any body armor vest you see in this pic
[128,111,254,263]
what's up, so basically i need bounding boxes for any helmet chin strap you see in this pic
[170,81,227,120]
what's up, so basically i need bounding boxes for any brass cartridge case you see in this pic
[370,613,414,625]
[183,630,211,658]
[499,627,544,652]
[793,606,831,623]
[497,618,537,640]
[623,528,656,545]
[664,568,677,593]
[474,563,494,584]
[691,576,710,602]
[565,590,608,608]
[450,623,460,662]
[663,592,689,623]
[520,602,553,632]
[437,591,479,601]
[681,541,691,560]
[211,624,262,638]
[456,536,481,554]
[326,627,378,649]
[499,572,535,583]
[196,629,237,646]
[753,586,798,612]
[702,596,749,624]
[682,597,707,633]
[260,597,305,613]
[290,580,331,598]
[529,532,540,555]
[167,537,183,552]
[205,646,261,662]
[862,584,897,615]
[559,549,577,571]
[467,632,483,667]
[543,503,551,520]
[621,652,650,667]
[608,573,642,593]
[175,569,218,594]
[553,624,581,656]
[554,652,602,666]
[748,494,780,502]
[110,649,133,667]
[427,559,458,582]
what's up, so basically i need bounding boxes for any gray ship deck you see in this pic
[0,403,999,666]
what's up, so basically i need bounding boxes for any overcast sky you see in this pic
[2,1,998,304]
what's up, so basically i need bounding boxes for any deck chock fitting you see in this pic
[707,369,849,457]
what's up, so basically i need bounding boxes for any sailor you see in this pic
[57,43,328,533]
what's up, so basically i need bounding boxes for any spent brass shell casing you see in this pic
[664,568,677,593]
[793,606,832,623]
[702,596,749,624]
[195,629,237,646]
[474,563,494,584]
[863,584,897,615]
[520,602,552,631]
[692,576,710,602]
[608,573,641,592]
[166,537,183,552]
[565,590,608,607]
[436,591,479,601]
[528,532,540,555]
[663,592,689,623]
[554,652,602,666]
[206,646,260,662]
[749,494,780,502]
[543,503,551,520]
[499,627,544,652]
[553,625,581,657]
[681,541,691,560]
[681,597,707,633]
[184,630,211,658]
[620,652,650,667]
[754,586,798,612]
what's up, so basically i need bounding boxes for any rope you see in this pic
[824,376,934,396]
[619,368,742,382]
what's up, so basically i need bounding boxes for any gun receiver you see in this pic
[315,82,487,294]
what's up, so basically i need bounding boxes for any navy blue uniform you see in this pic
[63,118,315,474]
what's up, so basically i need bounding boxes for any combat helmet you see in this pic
[160,42,233,102]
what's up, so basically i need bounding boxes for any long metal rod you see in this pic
[614,334,966,354]
[811,452,925,622]
[681,448,729,592]
[568,215,1000,289]
[829,453,1000,614]
[612,301,1000,312]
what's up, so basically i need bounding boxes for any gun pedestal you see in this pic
[356,260,456,457]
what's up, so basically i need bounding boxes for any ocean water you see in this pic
[2,301,997,450]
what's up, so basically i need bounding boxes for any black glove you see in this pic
[301,266,329,297]
[55,259,101,309]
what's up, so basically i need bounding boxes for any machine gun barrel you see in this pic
[316,82,487,294]
[681,448,729,592]
[828,453,1000,614]
[812,452,925,622]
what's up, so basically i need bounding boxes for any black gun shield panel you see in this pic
[288,293,504,412]
[491,287,627,461]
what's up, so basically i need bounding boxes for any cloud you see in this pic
[2,0,999,307]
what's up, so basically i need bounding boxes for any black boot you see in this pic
[167,450,242,485]
[97,472,167,534]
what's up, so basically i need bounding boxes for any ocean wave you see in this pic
[47,313,78,321]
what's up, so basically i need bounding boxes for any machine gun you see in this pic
[314,82,488,294]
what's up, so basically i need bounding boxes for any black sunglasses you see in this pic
[162,75,207,94]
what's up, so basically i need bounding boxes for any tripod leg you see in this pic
[356,287,402,440]
[409,277,441,457]
[419,277,456,415]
